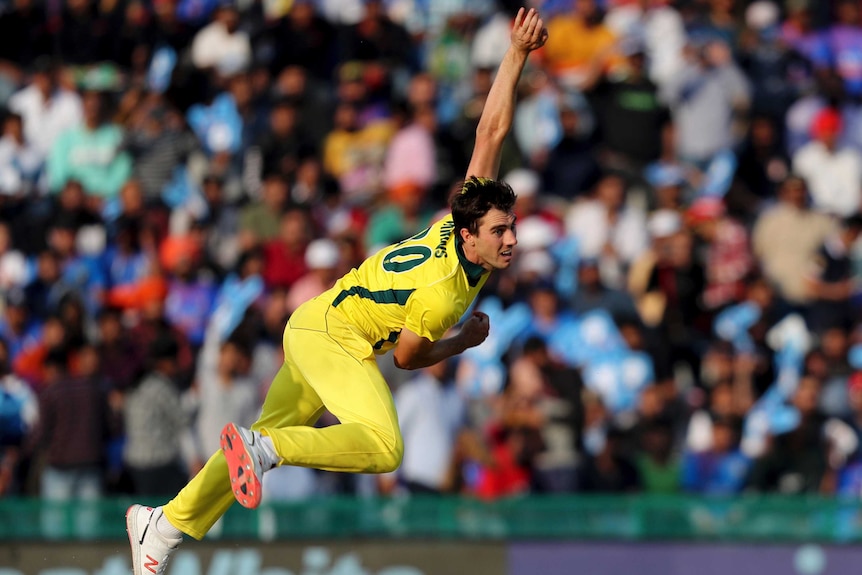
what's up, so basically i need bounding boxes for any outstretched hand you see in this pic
[511,7,548,53]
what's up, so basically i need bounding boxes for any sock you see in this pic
[156,509,183,541]
[259,433,281,469]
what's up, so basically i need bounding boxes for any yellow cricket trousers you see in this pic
[162,296,404,539]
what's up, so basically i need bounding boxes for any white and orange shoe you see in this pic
[220,423,274,509]
[125,505,182,575]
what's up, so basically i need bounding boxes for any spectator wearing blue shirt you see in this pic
[681,414,750,494]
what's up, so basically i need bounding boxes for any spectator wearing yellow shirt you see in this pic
[540,0,621,90]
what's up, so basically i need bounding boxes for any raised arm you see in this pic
[465,7,548,180]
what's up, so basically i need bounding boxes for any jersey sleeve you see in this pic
[404,286,459,342]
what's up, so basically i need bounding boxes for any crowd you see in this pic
[1,0,862,505]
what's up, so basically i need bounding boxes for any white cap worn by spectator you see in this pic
[647,209,682,239]
[305,238,340,270]
[516,217,557,252]
[745,1,780,31]
[505,168,541,198]
[517,248,556,279]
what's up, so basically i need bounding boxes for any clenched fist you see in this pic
[459,311,491,349]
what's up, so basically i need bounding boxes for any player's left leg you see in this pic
[161,360,324,539]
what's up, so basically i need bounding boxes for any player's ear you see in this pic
[459,227,473,244]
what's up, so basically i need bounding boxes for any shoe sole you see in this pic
[125,505,143,575]
[221,422,263,509]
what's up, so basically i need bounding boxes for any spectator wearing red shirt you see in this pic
[262,207,311,291]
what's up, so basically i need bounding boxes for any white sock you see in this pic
[259,434,280,469]
[156,510,183,541]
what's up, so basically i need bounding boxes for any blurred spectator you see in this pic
[122,336,193,496]
[186,327,258,475]
[0,222,28,293]
[54,0,111,65]
[513,69,563,170]
[0,0,51,72]
[681,414,750,494]
[238,173,289,251]
[104,217,156,292]
[190,3,252,75]
[269,0,338,81]
[127,286,195,387]
[585,35,670,176]
[272,65,333,152]
[629,211,706,380]
[780,0,827,74]
[735,114,790,200]
[604,0,686,90]
[365,181,432,252]
[382,103,436,192]
[13,314,67,391]
[340,0,415,71]
[752,175,836,307]
[0,337,37,497]
[34,346,111,503]
[96,307,143,392]
[663,38,751,169]
[747,374,829,493]
[262,207,311,290]
[286,238,342,315]
[565,174,648,288]
[541,0,620,91]
[792,107,862,218]
[0,112,43,197]
[47,90,133,200]
[161,234,217,348]
[0,289,41,362]
[7,59,82,164]
[123,93,198,200]
[578,426,641,492]
[737,1,806,119]
[821,0,862,100]
[21,247,65,325]
[322,97,395,203]
[251,98,307,182]
[687,196,753,310]
[802,214,862,334]
[570,257,639,322]
[510,336,583,493]
[541,93,600,199]
[635,416,680,493]
[381,356,464,495]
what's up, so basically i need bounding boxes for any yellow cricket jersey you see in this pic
[320,214,489,353]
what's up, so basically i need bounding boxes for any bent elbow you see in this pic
[392,353,420,371]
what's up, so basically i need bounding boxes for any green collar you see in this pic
[455,237,487,287]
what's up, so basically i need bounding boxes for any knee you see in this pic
[375,434,404,474]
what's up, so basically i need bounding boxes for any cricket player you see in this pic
[126,8,547,574]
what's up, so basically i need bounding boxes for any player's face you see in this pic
[466,208,518,271]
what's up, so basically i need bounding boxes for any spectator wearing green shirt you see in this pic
[47,90,132,200]
[237,173,289,252]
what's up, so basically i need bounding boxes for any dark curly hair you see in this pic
[450,176,517,236]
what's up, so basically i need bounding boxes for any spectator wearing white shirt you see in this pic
[564,174,648,288]
[0,113,43,196]
[7,59,82,166]
[382,357,465,494]
[190,3,252,75]
[792,107,862,218]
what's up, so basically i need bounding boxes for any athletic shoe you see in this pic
[125,505,182,575]
[221,422,271,509]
